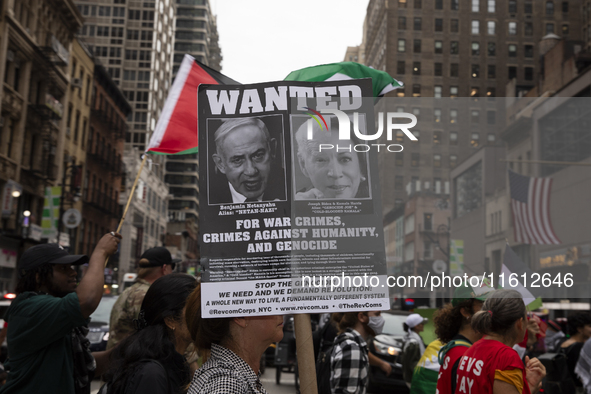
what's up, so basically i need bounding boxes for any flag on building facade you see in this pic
[146,55,240,155]
[508,169,561,245]
[502,244,543,310]
[284,62,404,97]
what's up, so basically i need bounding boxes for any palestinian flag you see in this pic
[409,339,443,394]
[501,244,543,310]
[284,62,403,97]
[146,55,240,155]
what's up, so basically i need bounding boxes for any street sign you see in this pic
[432,259,447,274]
[62,208,82,229]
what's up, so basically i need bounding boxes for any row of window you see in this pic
[398,62,534,80]
[77,5,125,17]
[398,0,567,15]
[397,18,568,36]
[66,105,88,147]
[392,107,496,125]
[392,129,496,146]
[397,40,536,58]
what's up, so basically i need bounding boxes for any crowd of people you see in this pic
[0,237,590,394]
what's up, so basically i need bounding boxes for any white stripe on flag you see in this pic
[533,179,551,244]
[501,264,535,306]
[528,179,544,244]
[541,178,560,244]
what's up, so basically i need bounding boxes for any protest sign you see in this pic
[198,79,390,316]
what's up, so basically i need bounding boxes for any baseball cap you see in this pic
[406,313,428,328]
[138,247,180,268]
[18,244,89,276]
[452,278,495,307]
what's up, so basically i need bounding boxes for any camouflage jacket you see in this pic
[106,279,150,350]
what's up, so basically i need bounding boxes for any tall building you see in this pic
[75,0,175,154]
[0,0,84,290]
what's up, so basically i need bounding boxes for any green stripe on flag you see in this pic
[527,297,543,311]
[148,146,198,155]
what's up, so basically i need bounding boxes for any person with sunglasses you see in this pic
[107,247,179,350]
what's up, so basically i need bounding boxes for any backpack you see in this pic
[437,339,471,394]
[315,322,337,394]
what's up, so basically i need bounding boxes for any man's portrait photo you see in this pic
[207,115,287,205]
[292,115,371,201]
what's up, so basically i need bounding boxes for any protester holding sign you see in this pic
[454,289,546,394]
[433,282,492,394]
[294,119,369,200]
[185,285,283,394]
[330,311,384,394]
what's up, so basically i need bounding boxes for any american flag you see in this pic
[508,170,561,244]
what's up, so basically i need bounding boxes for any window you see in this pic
[127,29,139,40]
[411,153,420,167]
[472,42,480,55]
[450,86,458,98]
[396,151,404,166]
[413,84,421,97]
[434,63,443,76]
[524,67,534,80]
[450,109,458,123]
[434,108,442,122]
[399,0,407,7]
[509,0,517,13]
[488,0,495,12]
[451,41,459,54]
[435,18,443,32]
[562,1,568,12]
[398,39,406,52]
[471,87,480,97]
[98,6,111,16]
[433,154,442,168]
[562,24,569,35]
[414,39,422,53]
[524,2,532,13]
[397,61,405,74]
[451,0,459,10]
[525,23,533,36]
[451,63,459,77]
[414,17,422,30]
[472,20,480,34]
[450,132,458,145]
[524,45,534,58]
[487,111,496,124]
[471,110,480,123]
[508,44,517,57]
[487,42,497,56]
[399,16,406,29]
[433,131,442,144]
[413,62,421,75]
[487,21,495,35]
[471,133,480,147]
[546,1,554,15]
[450,155,458,168]
[508,22,517,35]
[395,176,404,190]
[435,40,443,54]
[472,0,479,12]
[435,0,443,9]
[472,64,480,78]
[414,0,422,8]
[434,85,442,98]
[111,27,124,37]
[546,23,554,34]
[487,133,496,143]
[451,19,459,32]
[486,87,496,98]
[488,65,496,78]
[97,26,109,36]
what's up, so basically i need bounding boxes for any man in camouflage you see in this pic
[106,247,178,349]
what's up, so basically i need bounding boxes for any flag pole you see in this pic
[294,314,318,394]
[105,154,148,267]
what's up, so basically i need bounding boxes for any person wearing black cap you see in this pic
[0,232,121,394]
[106,247,179,350]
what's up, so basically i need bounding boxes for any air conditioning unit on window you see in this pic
[71,78,82,88]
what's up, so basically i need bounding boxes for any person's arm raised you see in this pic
[77,233,121,318]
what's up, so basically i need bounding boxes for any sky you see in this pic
[211,0,369,84]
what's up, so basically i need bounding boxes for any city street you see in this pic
[90,367,298,394]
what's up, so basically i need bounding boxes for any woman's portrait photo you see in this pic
[292,115,371,200]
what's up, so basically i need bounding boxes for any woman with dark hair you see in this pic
[330,310,384,394]
[294,119,370,200]
[99,273,197,394]
[185,285,284,393]
[433,283,491,394]
[454,289,546,394]
[560,312,591,391]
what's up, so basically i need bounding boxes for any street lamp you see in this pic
[11,190,21,198]
[23,210,31,217]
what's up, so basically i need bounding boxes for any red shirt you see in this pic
[453,339,529,394]
[436,343,470,394]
